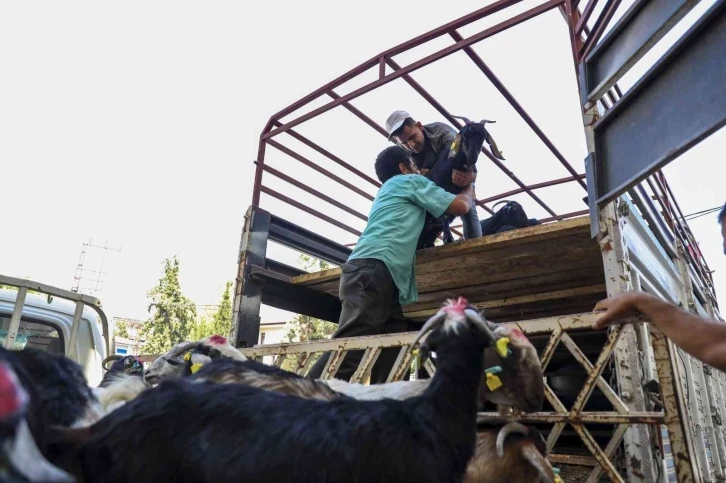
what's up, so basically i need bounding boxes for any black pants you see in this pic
[308,258,415,384]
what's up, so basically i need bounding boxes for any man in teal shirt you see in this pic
[308,145,474,383]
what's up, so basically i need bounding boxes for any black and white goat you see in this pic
[51,297,503,483]
[6,347,103,429]
[0,352,77,483]
[94,355,148,414]
[143,319,545,415]
[143,334,246,385]
[418,116,504,248]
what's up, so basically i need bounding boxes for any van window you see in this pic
[0,317,63,353]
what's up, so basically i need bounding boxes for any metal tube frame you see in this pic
[236,2,721,481]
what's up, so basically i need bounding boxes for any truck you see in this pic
[229,1,726,482]
[0,274,112,386]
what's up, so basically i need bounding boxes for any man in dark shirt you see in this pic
[385,110,482,240]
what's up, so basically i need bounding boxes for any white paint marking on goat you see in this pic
[6,419,75,482]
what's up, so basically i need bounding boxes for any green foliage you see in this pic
[280,255,337,372]
[115,319,130,338]
[210,281,233,338]
[0,279,45,297]
[187,281,233,341]
[140,257,197,354]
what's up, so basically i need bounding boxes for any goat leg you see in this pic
[440,216,455,244]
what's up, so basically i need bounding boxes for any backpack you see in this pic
[480,200,540,236]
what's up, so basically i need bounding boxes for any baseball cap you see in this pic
[385,110,412,141]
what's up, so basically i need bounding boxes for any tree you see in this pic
[115,319,130,338]
[187,281,233,341]
[140,257,197,354]
[280,255,337,372]
[209,281,233,338]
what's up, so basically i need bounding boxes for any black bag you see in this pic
[480,200,539,236]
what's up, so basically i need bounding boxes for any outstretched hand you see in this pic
[592,293,643,329]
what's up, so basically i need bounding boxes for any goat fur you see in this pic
[7,348,103,429]
[192,321,543,413]
[52,298,497,483]
[418,119,489,248]
[464,423,555,483]
[0,351,78,482]
[143,335,246,385]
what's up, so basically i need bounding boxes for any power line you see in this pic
[682,205,723,221]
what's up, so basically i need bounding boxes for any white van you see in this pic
[0,275,111,386]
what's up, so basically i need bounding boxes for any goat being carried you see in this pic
[418,115,505,248]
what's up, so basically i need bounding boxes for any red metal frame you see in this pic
[249,0,717,303]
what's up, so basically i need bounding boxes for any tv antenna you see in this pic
[71,238,122,296]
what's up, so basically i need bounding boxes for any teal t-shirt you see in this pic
[348,174,456,305]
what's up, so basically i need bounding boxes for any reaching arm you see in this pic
[593,292,726,371]
[446,184,474,216]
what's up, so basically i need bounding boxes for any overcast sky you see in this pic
[1,0,722,326]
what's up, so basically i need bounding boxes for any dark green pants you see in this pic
[308,258,414,383]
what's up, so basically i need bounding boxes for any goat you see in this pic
[0,356,76,482]
[418,116,503,248]
[7,348,103,429]
[51,297,502,483]
[480,200,540,237]
[93,355,148,413]
[188,319,544,415]
[191,366,557,482]
[143,334,246,385]
[464,422,559,483]
[98,355,145,388]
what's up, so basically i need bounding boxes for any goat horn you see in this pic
[491,200,511,210]
[464,308,499,343]
[496,422,530,457]
[520,444,555,483]
[410,311,447,350]
[451,114,472,125]
[479,119,496,124]
[102,354,124,371]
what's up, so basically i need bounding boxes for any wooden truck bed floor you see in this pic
[289,217,606,323]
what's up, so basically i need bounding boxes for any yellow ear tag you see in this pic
[486,373,502,391]
[184,352,192,362]
[190,363,203,374]
[495,337,511,358]
[553,467,563,483]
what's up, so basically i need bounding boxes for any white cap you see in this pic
[385,110,412,140]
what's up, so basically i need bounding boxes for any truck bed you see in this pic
[290,217,605,323]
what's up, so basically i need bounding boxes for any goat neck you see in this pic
[413,298,496,426]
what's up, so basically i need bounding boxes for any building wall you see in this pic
[258,322,286,365]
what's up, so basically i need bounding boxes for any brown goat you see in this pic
[464,422,557,483]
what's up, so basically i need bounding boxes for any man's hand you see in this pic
[452,169,475,188]
[420,168,430,176]
[592,292,648,329]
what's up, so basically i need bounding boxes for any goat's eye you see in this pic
[164,357,182,366]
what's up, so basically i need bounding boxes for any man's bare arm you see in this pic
[446,184,474,216]
[593,292,726,371]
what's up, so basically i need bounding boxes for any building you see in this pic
[112,317,145,355]
[258,321,287,365]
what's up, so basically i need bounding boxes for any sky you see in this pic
[1,0,723,326]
